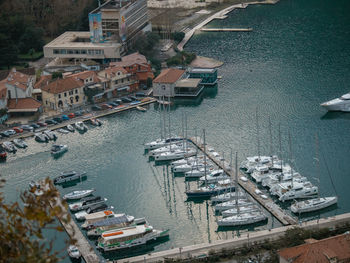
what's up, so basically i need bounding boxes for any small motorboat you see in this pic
[69,196,106,212]
[255,189,263,195]
[51,144,68,157]
[240,176,248,182]
[66,124,75,132]
[63,189,95,200]
[13,138,28,148]
[57,128,69,134]
[75,121,88,132]
[35,132,48,143]
[54,171,87,184]
[136,106,147,112]
[90,118,102,126]
[2,141,17,153]
[43,130,57,140]
[75,203,109,220]
[67,245,81,259]
[0,145,7,160]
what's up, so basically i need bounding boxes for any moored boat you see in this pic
[43,130,57,140]
[217,211,267,226]
[76,209,114,223]
[57,128,69,134]
[63,189,95,200]
[34,132,48,143]
[82,213,135,229]
[51,144,68,156]
[321,92,350,112]
[144,136,183,150]
[54,171,87,184]
[75,121,88,132]
[75,203,109,220]
[221,205,260,217]
[13,138,27,148]
[0,145,7,160]
[291,196,338,214]
[97,225,169,252]
[66,124,75,132]
[214,198,253,212]
[69,196,106,212]
[136,106,147,112]
[2,141,17,153]
[67,245,81,259]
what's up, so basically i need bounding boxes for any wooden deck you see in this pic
[189,136,297,226]
[50,193,100,263]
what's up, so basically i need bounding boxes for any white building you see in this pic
[153,68,186,97]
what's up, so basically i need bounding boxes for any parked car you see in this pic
[135,92,146,97]
[30,123,40,129]
[68,113,75,119]
[108,102,118,107]
[37,121,47,127]
[75,110,84,116]
[101,104,112,110]
[91,105,102,111]
[0,131,9,137]
[45,119,58,125]
[114,99,122,105]
[20,125,34,132]
[61,115,69,121]
[13,127,23,133]
[121,97,132,103]
[53,117,62,123]
[129,95,138,101]
[6,129,16,136]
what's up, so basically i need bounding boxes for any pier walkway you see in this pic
[177,0,279,51]
[189,136,297,226]
[117,213,350,262]
[200,28,253,32]
[0,97,157,144]
[49,192,99,262]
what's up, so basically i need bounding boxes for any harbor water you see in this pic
[1,0,350,260]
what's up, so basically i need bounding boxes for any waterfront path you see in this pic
[116,213,350,262]
[189,136,297,226]
[48,189,100,262]
[0,97,157,144]
[177,0,279,51]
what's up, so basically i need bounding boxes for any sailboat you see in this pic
[185,130,234,198]
[217,152,267,226]
[291,135,338,213]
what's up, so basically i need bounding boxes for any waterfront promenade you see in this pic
[0,97,157,144]
[177,0,279,51]
[117,213,350,262]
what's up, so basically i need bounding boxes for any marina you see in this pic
[200,28,253,32]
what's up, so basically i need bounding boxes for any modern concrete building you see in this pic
[188,68,218,85]
[174,78,203,97]
[44,0,150,63]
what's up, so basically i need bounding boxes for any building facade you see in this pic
[188,68,218,85]
[153,68,186,97]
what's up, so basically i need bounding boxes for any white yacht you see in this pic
[171,156,205,167]
[97,225,169,252]
[57,128,69,134]
[154,149,196,161]
[75,121,88,132]
[291,196,338,213]
[221,205,260,217]
[210,191,245,203]
[173,161,212,173]
[66,124,75,132]
[149,143,184,156]
[144,136,182,150]
[186,179,235,198]
[217,211,267,226]
[214,198,254,212]
[82,213,134,229]
[199,170,229,183]
[51,144,68,156]
[43,130,57,140]
[63,189,95,200]
[262,172,307,189]
[250,164,270,183]
[241,155,280,174]
[69,196,106,212]
[276,182,318,202]
[78,210,114,224]
[185,166,216,178]
[321,92,350,112]
[2,141,17,153]
[35,132,48,143]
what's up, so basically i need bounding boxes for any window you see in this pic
[69,91,73,95]
[58,100,63,107]
[81,50,87,54]
[90,78,92,81]
[67,50,73,54]
[64,92,67,97]
[75,95,79,102]
[121,79,124,83]
[162,85,166,90]
[46,100,48,105]
[58,94,61,99]
[70,97,73,104]
[75,89,78,94]
[53,49,59,54]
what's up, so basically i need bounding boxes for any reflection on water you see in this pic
[320,111,350,120]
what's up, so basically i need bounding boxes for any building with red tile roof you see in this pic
[153,68,186,97]
[7,98,42,114]
[278,233,350,263]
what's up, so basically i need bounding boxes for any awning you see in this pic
[8,108,39,113]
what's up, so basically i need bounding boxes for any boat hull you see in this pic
[291,197,338,213]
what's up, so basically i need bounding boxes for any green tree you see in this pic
[0,33,18,69]
[172,31,185,43]
[146,77,153,88]
[52,72,63,80]
[19,26,44,54]
[0,177,73,262]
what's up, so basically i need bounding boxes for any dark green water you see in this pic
[2,0,350,260]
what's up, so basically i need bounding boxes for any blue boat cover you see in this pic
[91,214,129,228]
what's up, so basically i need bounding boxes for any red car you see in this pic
[37,121,47,127]
[68,113,75,119]
[101,104,112,110]
[13,127,23,133]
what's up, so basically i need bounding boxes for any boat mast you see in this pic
[203,129,207,188]
[168,96,171,151]
[163,95,166,140]
[288,131,293,189]
[230,148,233,193]
[159,99,163,140]
[182,111,185,151]
[315,133,320,198]
[256,107,261,160]
[278,123,283,181]
[235,151,239,214]
[269,116,273,166]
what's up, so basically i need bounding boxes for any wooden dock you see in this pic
[189,136,297,226]
[50,194,100,263]
[201,28,253,32]
[0,97,157,144]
